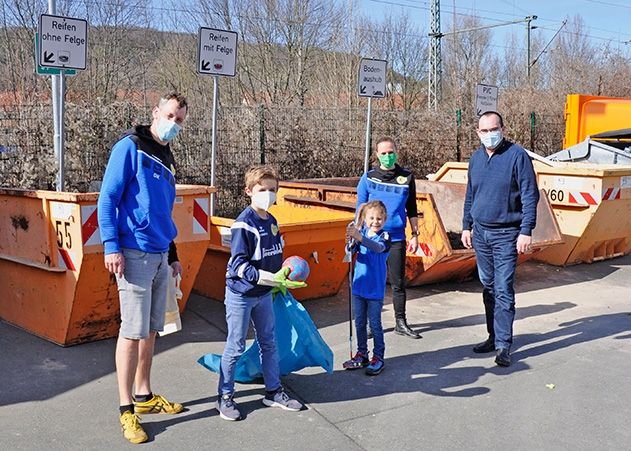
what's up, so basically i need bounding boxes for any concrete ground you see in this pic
[1,255,630,450]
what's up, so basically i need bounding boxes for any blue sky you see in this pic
[357,0,631,51]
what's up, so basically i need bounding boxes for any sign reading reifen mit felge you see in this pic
[198,27,238,77]
[358,58,387,98]
[38,14,88,70]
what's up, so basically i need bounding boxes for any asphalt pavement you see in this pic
[1,255,630,450]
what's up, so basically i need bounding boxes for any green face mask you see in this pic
[378,153,397,169]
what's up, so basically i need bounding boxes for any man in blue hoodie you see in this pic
[461,111,539,368]
[98,92,187,444]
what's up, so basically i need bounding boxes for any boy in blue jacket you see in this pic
[217,165,305,421]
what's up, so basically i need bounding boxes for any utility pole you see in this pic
[428,0,441,110]
[429,14,537,108]
[526,15,538,80]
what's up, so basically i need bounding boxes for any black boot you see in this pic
[495,348,511,367]
[394,318,422,339]
[472,335,495,353]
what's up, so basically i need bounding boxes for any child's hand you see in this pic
[346,223,361,242]
[272,278,307,295]
[272,266,290,282]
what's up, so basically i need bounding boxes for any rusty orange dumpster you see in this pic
[275,178,561,286]
[193,202,354,302]
[532,162,631,265]
[432,160,631,265]
[0,185,213,346]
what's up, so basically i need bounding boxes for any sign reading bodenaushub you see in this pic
[358,58,387,98]
[197,27,238,77]
[475,83,499,116]
[38,14,88,70]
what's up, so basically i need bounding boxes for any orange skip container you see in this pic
[0,185,214,346]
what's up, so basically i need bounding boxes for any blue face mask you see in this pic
[156,117,182,142]
[480,130,503,150]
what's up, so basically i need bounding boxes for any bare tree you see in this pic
[191,0,346,106]
[548,15,601,96]
[365,12,427,110]
[442,15,496,114]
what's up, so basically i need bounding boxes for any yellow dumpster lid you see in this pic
[0,185,216,201]
[533,161,631,176]
[0,188,99,201]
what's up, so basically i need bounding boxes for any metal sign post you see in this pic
[38,10,88,191]
[358,58,387,173]
[363,98,373,174]
[210,76,219,215]
[197,27,238,215]
[58,71,66,191]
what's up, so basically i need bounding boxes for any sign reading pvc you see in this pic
[38,14,88,70]
[197,27,238,77]
[475,84,498,115]
[358,58,387,98]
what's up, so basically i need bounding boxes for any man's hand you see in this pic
[407,235,419,254]
[461,230,473,249]
[516,234,532,254]
[105,252,125,277]
[170,261,183,277]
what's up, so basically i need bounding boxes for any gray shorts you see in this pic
[116,248,169,339]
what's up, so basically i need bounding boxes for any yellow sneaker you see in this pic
[119,411,148,444]
[134,394,183,414]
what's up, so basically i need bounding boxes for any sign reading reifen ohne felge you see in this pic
[38,14,88,70]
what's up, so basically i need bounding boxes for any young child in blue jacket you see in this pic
[344,200,391,375]
[216,165,305,421]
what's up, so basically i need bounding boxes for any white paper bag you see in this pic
[159,274,183,336]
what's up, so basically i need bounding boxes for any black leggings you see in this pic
[387,240,407,320]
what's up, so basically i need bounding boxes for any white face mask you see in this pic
[252,191,276,211]
[156,116,182,142]
[480,130,503,150]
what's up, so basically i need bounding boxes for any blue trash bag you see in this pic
[197,290,334,383]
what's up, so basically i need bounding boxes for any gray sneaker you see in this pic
[216,393,241,421]
[262,388,303,411]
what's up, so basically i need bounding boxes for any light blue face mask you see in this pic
[156,117,182,142]
[480,130,503,150]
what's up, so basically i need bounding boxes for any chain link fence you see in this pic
[0,103,565,217]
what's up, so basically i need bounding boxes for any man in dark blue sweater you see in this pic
[461,111,539,367]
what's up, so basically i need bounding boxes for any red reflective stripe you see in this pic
[581,192,597,205]
[82,208,98,244]
[59,249,76,271]
[603,188,613,200]
[193,200,209,232]
[569,192,578,204]
[419,242,433,257]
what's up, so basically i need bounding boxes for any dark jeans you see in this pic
[387,240,407,320]
[353,295,385,359]
[472,223,520,351]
